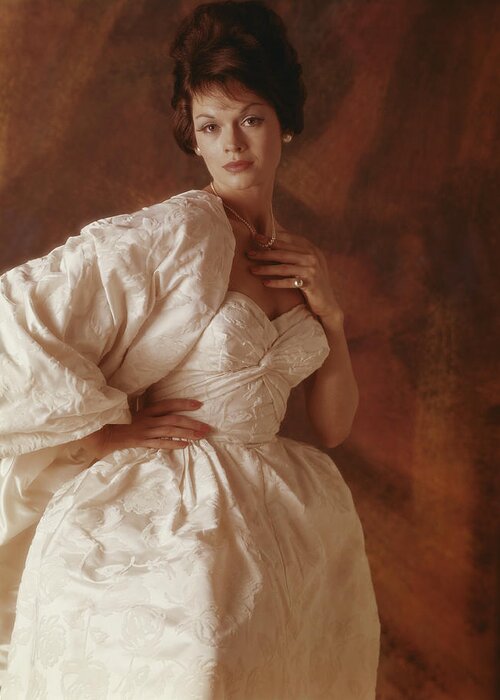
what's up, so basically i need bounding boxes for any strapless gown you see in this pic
[1,290,380,700]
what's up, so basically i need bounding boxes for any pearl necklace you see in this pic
[209,181,277,249]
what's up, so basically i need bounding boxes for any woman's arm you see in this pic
[303,309,359,449]
[74,398,213,461]
[246,228,360,448]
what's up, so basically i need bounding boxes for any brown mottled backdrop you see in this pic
[0,1,498,698]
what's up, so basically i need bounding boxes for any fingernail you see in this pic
[190,400,202,407]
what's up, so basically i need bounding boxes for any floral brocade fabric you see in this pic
[1,192,380,699]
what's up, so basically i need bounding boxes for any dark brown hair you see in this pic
[169,0,306,155]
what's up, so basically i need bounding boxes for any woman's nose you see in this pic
[224,127,244,153]
[225,143,242,153]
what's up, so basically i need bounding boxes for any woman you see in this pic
[0,1,380,697]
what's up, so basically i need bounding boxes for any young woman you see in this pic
[0,2,380,697]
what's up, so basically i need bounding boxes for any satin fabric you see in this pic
[0,191,380,698]
[0,190,235,681]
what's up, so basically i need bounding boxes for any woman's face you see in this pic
[191,81,284,194]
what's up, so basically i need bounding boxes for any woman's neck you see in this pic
[207,180,275,238]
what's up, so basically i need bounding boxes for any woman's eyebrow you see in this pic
[194,102,265,120]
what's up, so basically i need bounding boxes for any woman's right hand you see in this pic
[79,398,212,460]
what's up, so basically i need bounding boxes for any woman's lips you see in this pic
[223,161,253,172]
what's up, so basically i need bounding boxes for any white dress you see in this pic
[0,191,380,699]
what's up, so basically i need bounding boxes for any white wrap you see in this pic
[0,189,234,680]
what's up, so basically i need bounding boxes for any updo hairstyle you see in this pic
[169,0,306,155]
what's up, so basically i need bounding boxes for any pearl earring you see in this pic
[195,146,201,155]
[282,133,293,143]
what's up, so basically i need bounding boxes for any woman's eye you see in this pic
[243,116,263,127]
[200,123,218,133]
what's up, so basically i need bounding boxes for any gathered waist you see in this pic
[139,388,283,446]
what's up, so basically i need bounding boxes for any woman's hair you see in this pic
[169,0,306,155]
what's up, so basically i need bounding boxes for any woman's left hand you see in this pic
[246,230,343,324]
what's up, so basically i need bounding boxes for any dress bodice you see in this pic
[145,291,330,444]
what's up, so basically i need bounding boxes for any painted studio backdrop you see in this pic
[0,1,497,699]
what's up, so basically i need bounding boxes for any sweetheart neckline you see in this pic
[225,290,307,326]
[180,191,309,327]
